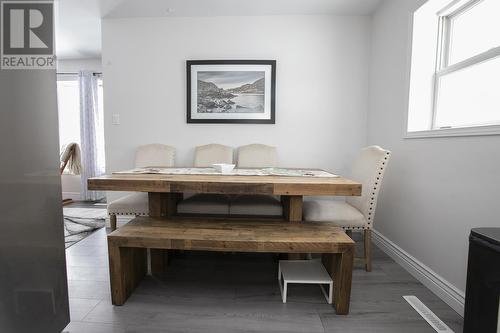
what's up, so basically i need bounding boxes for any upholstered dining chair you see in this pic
[236,143,277,168]
[193,143,234,168]
[229,144,283,216]
[303,145,391,271]
[177,144,233,215]
[107,144,176,231]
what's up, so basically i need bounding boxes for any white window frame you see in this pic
[406,0,500,138]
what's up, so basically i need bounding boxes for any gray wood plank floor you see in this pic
[62,210,463,333]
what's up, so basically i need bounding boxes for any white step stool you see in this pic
[278,259,333,304]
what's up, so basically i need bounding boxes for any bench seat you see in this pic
[107,217,355,314]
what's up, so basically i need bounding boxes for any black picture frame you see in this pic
[187,60,276,124]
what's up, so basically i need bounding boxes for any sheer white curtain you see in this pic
[79,71,105,201]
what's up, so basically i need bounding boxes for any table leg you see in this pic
[322,247,354,315]
[282,195,304,259]
[282,195,303,222]
[108,240,147,305]
[148,192,177,218]
[148,192,177,274]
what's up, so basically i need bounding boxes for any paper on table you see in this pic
[113,167,338,178]
[114,167,217,175]
[262,168,338,177]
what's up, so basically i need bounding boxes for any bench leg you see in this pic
[322,247,354,315]
[150,248,168,274]
[108,241,147,306]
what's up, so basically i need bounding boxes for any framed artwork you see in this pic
[187,60,276,124]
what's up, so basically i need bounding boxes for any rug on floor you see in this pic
[64,207,106,248]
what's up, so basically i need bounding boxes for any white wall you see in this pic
[57,58,102,72]
[368,0,500,314]
[61,174,82,200]
[102,15,371,189]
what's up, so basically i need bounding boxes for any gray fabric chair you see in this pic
[177,144,233,215]
[107,144,175,230]
[303,145,391,271]
[229,144,282,216]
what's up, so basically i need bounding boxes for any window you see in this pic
[407,0,500,137]
[57,75,104,145]
[57,74,105,171]
[443,0,500,66]
[57,77,81,146]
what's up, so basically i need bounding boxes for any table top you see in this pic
[113,167,338,178]
[88,169,362,196]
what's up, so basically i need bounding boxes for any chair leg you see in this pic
[283,281,288,303]
[110,214,117,231]
[364,229,372,272]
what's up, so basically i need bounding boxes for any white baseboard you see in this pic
[372,229,465,317]
[62,192,81,201]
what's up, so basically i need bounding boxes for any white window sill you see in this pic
[405,124,500,139]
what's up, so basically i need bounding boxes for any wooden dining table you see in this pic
[89,168,362,313]
[88,169,362,270]
[89,171,361,218]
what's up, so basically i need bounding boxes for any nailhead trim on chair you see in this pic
[367,151,390,228]
[342,151,390,232]
[108,213,148,216]
[350,150,391,231]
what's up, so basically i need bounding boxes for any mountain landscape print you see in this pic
[197,71,265,113]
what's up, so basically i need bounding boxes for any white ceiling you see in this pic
[105,0,383,18]
[55,0,382,59]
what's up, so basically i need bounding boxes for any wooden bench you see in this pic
[107,217,355,314]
